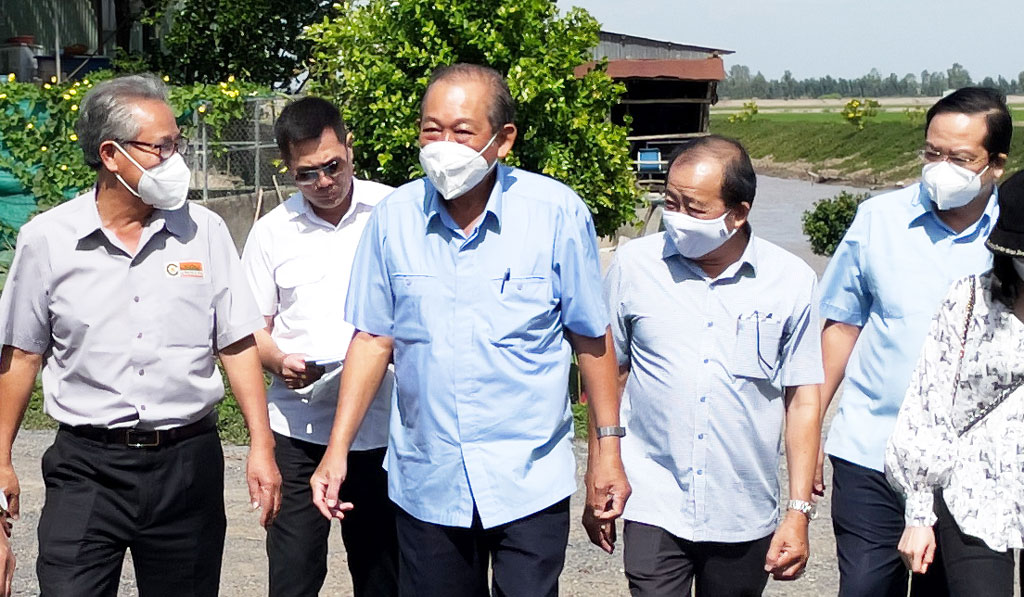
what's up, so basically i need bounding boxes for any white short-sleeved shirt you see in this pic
[0,191,264,429]
[242,179,394,448]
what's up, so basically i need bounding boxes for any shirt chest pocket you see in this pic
[391,273,440,344]
[731,313,783,380]
[162,280,215,348]
[488,275,554,346]
[275,259,327,315]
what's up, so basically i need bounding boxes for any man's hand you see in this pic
[581,502,617,554]
[764,511,810,580]
[584,445,631,552]
[246,445,282,528]
[0,531,13,597]
[812,445,826,499]
[277,353,322,390]
[310,448,354,521]
[898,525,936,574]
[0,467,19,523]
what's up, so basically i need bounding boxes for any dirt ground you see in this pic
[4,429,840,596]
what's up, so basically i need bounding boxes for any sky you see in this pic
[556,0,1024,82]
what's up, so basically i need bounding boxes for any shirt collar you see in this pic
[73,187,187,240]
[424,163,508,232]
[662,225,758,280]
[910,182,998,238]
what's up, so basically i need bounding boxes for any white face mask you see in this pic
[922,160,989,211]
[1013,258,1024,282]
[112,142,191,210]
[418,133,498,200]
[662,209,737,259]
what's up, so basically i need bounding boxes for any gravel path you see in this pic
[5,429,840,596]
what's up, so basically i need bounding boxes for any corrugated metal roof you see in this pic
[575,57,726,82]
[594,30,734,60]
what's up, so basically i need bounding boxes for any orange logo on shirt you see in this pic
[165,261,204,279]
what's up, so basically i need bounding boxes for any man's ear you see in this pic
[496,123,517,159]
[346,131,354,147]
[731,201,752,229]
[98,140,121,174]
[991,152,1007,180]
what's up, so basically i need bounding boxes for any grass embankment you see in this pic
[710,115,1024,186]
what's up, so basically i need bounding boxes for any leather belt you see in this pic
[59,413,217,448]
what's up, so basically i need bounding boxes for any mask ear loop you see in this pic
[110,141,144,198]
[755,311,775,373]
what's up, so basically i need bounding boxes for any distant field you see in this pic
[711,107,1024,123]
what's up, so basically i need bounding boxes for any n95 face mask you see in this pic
[113,142,191,210]
[922,160,989,211]
[418,133,498,200]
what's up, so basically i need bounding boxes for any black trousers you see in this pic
[36,428,226,597]
[830,456,948,597]
[265,433,397,597]
[622,520,772,596]
[934,492,1020,597]
[394,498,570,597]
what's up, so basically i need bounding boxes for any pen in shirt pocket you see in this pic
[501,268,511,293]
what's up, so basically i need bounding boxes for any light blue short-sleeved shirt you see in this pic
[608,232,823,542]
[345,164,609,529]
[820,182,997,472]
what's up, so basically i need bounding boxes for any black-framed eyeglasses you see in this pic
[293,159,345,187]
[121,138,189,160]
[754,311,775,373]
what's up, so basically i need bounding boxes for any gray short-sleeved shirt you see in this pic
[0,191,264,429]
[607,232,823,542]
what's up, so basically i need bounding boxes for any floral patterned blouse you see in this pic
[885,273,1024,552]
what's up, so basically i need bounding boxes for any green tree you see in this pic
[947,62,972,89]
[303,0,641,236]
[150,0,331,87]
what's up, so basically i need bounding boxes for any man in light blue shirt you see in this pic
[601,136,822,595]
[309,63,630,597]
[818,87,1012,596]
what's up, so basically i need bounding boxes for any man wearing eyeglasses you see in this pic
[817,87,1011,596]
[598,135,823,595]
[241,97,397,597]
[0,73,281,595]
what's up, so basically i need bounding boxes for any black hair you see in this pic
[666,135,757,208]
[275,97,348,163]
[422,63,516,132]
[926,87,1012,157]
[990,254,1021,308]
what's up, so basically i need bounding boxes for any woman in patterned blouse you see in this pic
[886,170,1024,597]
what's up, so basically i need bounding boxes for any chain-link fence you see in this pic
[187,96,292,202]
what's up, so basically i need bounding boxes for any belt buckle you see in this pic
[125,429,160,448]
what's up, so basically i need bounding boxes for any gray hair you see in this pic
[75,74,169,169]
[422,63,516,132]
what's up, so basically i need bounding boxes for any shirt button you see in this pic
[138,369,145,376]
[698,433,704,439]
[703,358,709,364]
[140,405,146,411]
[133,296,140,302]
[707,322,713,327]
[700,396,707,402]
[697,469,703,475]
[137,332,143,339]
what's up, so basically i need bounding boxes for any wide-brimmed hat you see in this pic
[986,170,1024,257]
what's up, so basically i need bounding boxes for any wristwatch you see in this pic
[787,499,816,520]
[595,426,626,439]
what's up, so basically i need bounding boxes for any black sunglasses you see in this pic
[294,159,345,186]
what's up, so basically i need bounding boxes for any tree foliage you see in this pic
[302,0,641,237]
[149,0,331,88]
[801,191,869,256]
